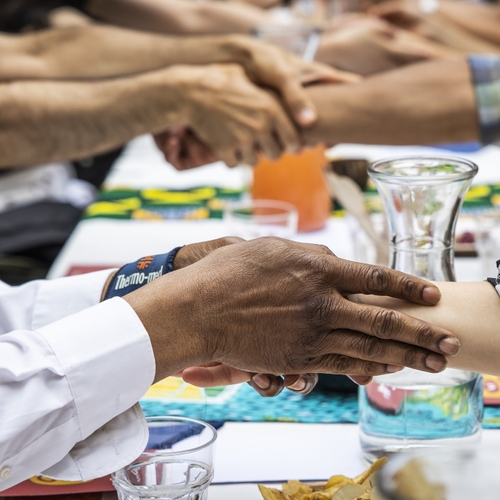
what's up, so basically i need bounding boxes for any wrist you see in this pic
[123,270,209,383]
[137,66,200,130]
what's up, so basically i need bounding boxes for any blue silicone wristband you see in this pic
[104,247,182,300]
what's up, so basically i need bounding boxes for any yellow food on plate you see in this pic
[258,457,387,500]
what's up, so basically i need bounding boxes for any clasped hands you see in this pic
[122,237,460,398]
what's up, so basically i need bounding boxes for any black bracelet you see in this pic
[486,259,500,289]
[104,247,182,300]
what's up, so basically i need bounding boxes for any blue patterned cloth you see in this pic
[469,55,500,145]
[140,383,500,428]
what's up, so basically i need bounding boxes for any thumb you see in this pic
[280,79,318,127]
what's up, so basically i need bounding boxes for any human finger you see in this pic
[283,373,318,394]
[348,375,374,385]
[304,59,362,83]
[237,139,259,167]
[218,149,240,168]
[248,374,286,397]
[305,327,449,373]
[338,300,460,358]
[180,132,218,170]
[174,237,244,269]
[306,354,404,376]
[270,105,302,154]
[256,134,284,161]
[278,78,319,127]
[181,364,251,387]
[329,257,442,305]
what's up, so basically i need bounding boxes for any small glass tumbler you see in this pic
[224,199,298,239]
[378,444,500,500]
[112,417,217,500]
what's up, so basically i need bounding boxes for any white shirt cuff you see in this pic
[37,297,155,441]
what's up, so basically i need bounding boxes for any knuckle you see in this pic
[366,266,390,293]
[401,277,419,300]
[315,244,334,256]
[414,323,435,348]
[358,336,387,360]
[362,361,388,376]
[329,355,355,373]
[306,295,335,328]
[403,348,419,368]
[368,308,402,339]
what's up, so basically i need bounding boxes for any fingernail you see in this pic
[355,376,373,385]
[297,108,316,126]
[288,378,306,392]
[439,337,461,356]
[425,354,447,372]
[252,374,270,390]
[422,286,441,304]
[386,365,404,373]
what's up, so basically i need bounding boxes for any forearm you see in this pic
[0,27,262,81]
[301,58,478,146]
[86,0,269,35]
[439,1,500,48]
[0,68,184,167]
[353,282,500,377]
[428,11,500,54]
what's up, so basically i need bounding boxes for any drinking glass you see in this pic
[112,417,217,500]
[359,157,483,463]
[224,199,298,239]
[252,145,331,233]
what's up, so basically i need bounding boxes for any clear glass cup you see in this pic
[224,199,298,239]
[253,23,322,61]
[378,444,500,500]
[112,416,217,500]
[358,157,483,463]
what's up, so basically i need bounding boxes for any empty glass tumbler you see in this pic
[112,417,217,500]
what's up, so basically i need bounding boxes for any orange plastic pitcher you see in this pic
[252,144,331,232]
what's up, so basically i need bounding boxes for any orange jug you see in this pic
[252,144,331,232]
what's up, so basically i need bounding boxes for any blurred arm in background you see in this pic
[371,0,500,55]
[157,57,480,169]
[0,64,301,168]
[85,0,271,35]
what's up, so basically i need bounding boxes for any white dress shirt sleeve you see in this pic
[0,272,156,491]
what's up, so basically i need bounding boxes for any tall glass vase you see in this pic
[358,157,483,463]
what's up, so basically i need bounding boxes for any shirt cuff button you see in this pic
[0,466,12,480]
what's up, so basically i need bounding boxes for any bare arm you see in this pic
[0,27,244,81]
[0,26,349,129]
[86,0,269,35]
[0,27,298,82]
[0,64,301,168]
[0,70,182,167]
[157,58,480,169]
[352,282,500,377]
[302,57,478,146]
[439,0,500,48]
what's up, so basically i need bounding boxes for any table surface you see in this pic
[47,136,500,498]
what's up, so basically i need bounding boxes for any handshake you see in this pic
[117,237,459,396]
